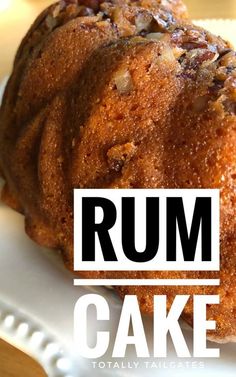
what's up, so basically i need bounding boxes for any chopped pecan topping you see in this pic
[219,51,236,67]
[182,49,218,70]
[171,27,210,51]
[135,12,153,32]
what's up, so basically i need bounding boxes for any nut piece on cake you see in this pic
[0,0,235,343]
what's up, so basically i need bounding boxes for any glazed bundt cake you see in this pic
[0,0,236,342]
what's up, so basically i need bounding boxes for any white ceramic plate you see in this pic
[0,19,236,377]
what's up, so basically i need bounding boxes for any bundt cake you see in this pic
[0,0,236,342]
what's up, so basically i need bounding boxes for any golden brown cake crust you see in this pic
[0,0,236,342]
